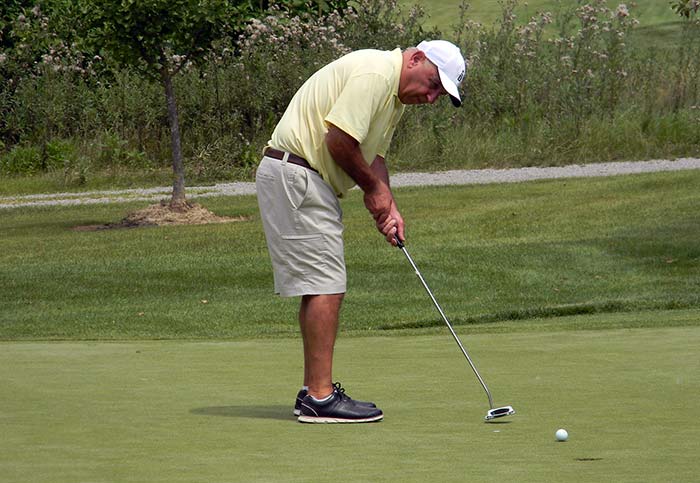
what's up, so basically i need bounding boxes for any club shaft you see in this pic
[398,244,494,409]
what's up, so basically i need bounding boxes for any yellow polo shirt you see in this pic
[269,48,405,197]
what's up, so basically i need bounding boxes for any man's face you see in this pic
[398,54,448,105]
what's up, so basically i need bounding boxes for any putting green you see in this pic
[2,325,698,482]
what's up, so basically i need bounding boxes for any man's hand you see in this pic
[374,198,404,246]
[363,182,403,245]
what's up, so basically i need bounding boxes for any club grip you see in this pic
[394,234,404,248]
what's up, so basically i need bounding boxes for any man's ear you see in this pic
[408,49,426,68]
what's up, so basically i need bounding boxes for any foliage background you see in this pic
[0,0,699,189]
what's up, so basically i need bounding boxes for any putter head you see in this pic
[485,406,515,421]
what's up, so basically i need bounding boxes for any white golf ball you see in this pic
[555,428,568,442]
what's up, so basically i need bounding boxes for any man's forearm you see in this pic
[370,156,391,189]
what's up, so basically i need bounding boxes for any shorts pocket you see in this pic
[283,165,310,211]
[278,233,328,279]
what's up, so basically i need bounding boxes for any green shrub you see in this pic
[0,145,43,175]
[0,0,699,186]
[87,131,149,169]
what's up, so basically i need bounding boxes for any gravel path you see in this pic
[2,157,700,209]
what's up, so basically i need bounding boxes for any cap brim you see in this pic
[437,69,462,107]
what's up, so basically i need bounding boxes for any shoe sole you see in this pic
[294,403,375,417]
[297,414,383,424]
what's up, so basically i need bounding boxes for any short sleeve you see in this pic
[324,73,391,144]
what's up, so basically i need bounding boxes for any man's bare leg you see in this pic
[298,293,344,399]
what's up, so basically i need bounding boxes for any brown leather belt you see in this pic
[264,148,318,174]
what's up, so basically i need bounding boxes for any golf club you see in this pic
[395,235,515,421]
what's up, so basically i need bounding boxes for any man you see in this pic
[256,40,466,423]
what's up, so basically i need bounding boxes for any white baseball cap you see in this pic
[417,40,467,107]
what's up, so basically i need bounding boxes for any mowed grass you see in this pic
[2,170,699,481]
[404,0,689,49]
[407,0,680,29]
[2,169,700,340]
[1,325,699,482]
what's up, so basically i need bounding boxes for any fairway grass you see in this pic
[2,169,699,481]
[2,322,699,482]
[3,170,700,340]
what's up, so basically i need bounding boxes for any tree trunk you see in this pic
[162,67,188,211]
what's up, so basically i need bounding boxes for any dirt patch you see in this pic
[73,201,249,231]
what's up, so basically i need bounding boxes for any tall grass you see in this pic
[0,0,699,191]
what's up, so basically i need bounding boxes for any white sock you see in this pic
[311,392,334,403]
[302,386,309,391]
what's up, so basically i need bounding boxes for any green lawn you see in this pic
[2,169,699,481]
[406,0,680,29]
[2,324,698,482]
[2,170,699,340]
[403,0,688,49]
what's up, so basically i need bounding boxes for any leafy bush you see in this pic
[0,0,699,184]
[0,145,43,175]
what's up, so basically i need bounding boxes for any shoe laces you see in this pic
[332,382,351,401]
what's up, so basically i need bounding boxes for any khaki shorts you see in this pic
[256,155,346,297]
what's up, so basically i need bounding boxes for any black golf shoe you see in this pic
[293,382,377,416]
[297,383,383,423]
